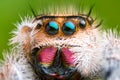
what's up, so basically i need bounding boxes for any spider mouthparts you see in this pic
[37,46,75,66]
[50,73,65,79]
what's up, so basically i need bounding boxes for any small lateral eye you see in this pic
[36,23,42,29]
[45,21,59,35]
[62,21,76,35]
[79,18,86,29]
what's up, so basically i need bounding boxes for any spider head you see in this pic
[11,14,102,79]
[28,15,94,79]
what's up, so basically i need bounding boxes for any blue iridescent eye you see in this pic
[45,21,59,35]
[62,21,76,35]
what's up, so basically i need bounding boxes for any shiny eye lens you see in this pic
[45,21,59,35]
[62,21,76,35]
[79,18,86,29]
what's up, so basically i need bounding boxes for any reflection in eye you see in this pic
[45,21,59,35]
[62,21,76,35]
[79,18,86,29]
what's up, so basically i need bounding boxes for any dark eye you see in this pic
[62,21,76,35]
[36,23,42,29]
[79,18,86,29]
[45,21,59,35]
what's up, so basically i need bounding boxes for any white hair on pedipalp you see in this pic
[91,29,120,80]
[102,29,120,60]
[102,29,120,80]
[0,47,38,80]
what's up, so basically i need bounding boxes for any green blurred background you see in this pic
[0,0,120,58]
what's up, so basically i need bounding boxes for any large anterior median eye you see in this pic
[45,21,59,35]
[62,21,76,35]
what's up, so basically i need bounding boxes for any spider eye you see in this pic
[36,23,42,29]
[79,18,86,29]
[62,21,76,35]
[45,21,59,35]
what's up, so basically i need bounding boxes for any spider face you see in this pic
[28,15,95,79]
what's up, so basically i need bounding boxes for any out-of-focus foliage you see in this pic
[0,0,120,58]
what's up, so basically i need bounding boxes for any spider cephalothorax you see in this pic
[30,15,93,79]
[13,14,101,80]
